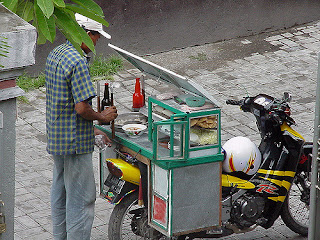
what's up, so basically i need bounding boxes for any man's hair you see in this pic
[82,26,100,36]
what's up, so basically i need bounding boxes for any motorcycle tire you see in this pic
[108,192,174,240]
[108,191,141,240]
[280,173,310,237]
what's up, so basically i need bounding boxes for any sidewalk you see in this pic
[14,20,320,239]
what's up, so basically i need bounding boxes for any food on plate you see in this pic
[190,118,198,126]
[122,124,147,138]
[190,115,217,129]
[126,126,141,131]
[190,128,218,145]
[190,132,200,143]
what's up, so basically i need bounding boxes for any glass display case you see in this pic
[148,95,222,165]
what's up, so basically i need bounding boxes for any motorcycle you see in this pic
[103,92,312,240]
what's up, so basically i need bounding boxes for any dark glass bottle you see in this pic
[101,83,111,125]
[101,83,111,111]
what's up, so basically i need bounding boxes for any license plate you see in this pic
[104,174,125,195]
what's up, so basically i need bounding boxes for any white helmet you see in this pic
[222,136,261,175]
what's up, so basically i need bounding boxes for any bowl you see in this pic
[122,124,147,138]
[114,113,148,132]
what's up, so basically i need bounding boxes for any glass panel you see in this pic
[189,114,218,148]
[170,123,184,158]
[156,122,185,160]
[153,164,169,198]
[152,104,174,119]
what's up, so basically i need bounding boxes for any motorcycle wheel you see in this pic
[108,192,178,240]
[280,172,310,236]
[108,192,143,240]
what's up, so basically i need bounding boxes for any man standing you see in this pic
[45,14,117,240]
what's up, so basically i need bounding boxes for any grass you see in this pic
[17,55,123,95]
[17,73,46,92]
[89,55,123,79]
[189,52,208,61]
[16,73,46,103]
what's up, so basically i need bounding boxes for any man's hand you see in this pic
[75,101,118,123]
[94,128,112,148]
[100,106,118,123]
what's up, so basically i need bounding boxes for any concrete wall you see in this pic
[0,99,17,240]
[0,5,36,76]
[29,0,320,74]
[0,4,36,239]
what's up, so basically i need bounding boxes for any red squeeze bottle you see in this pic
[132,78,144,111]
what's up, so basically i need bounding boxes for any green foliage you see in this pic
[16,73,46,92]
[16,55,123,92]
[0,37,9,57]
[0,36,10,68]
[189,53,208,61]
[2,0,108,55]
[89,55,123,79]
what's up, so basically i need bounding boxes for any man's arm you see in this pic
[75,100,117,123]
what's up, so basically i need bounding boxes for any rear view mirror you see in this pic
[283,92,292,102]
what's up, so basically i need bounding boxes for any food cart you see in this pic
[96,44,224,237]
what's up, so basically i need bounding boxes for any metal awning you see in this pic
[109,44,220,107]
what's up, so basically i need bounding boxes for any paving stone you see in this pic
[16,225,50,238]
[14,220,28,232]
[28,210,52,221]
[293,31,305,36]
[265,35,285,41]
[16,215,40,228]
[282,32,295,38]
[15,19,320,240]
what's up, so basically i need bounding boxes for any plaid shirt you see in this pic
[45,41,96,155]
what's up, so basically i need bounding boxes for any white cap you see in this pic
[75,13,111,39]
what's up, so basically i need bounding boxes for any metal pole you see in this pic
[308,54,320,240]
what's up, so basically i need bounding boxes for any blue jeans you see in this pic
[51,153,96,240]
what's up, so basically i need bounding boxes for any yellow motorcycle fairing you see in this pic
[222,174,255,189]
[256,169,295,202]
[280,122,305,141]
[106,158,141,185]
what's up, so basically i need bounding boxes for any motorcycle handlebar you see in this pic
[227,95,295,125]
[226,99,242,105]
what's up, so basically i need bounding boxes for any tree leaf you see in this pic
[71,0,104,17]
[47,17,56,43]
[52,0,65,8]
[15,0,26,18]
[32,20,47,44]
[2,0,19,11]
[54,7,82,45]
[37,27,48,44]
[56,23,84,56]
[0,49,9,54]
[36,0,54,19]
[35,4,56,43]
[66,4,109,27]
[77,24,96,54]
[22,1,34,22]
[54,7,96,54]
